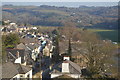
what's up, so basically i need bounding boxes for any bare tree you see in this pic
[57,21,117,78]
[73,31,116,78]
[58,22,81,56]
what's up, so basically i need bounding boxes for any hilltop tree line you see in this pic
[2,5,118,29]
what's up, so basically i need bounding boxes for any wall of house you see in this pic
[12,74,21,80]
[31,52,36,61]
[24,69,32,79]
[50,46,54,52]
[11,70,32,80]
[62,63,69,73]
[51,73,62,78]
[32,47,40,61]
[22,61,27,66]
[34,48,39,53]
[43,46,50,56]
[67,74,81,78]
[63,57,70,60]
[14,57,21,64]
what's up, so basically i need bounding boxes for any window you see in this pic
[13,77,17,80]
[20,75,23,77]
[20,75,23,80]
[27,74,30,80]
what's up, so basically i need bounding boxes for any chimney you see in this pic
[17,51,20,58]
[62,60,69,73]
[62,56,70,73]
[63,56,70,61]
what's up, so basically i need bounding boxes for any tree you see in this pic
[2,33,20,62]
[67,39,72,57]
[2,33,20,48]
[58,21,81,57]
[52,29,61,63]
[73,31,116,78]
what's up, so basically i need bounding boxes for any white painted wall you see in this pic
[11,69,32,80]
[31,47,40,61]
[63,56,70,60]
[22,62,27,66]
[14,57,21,64]
[24,69,32,79]
[62,63,69,73]
[51,74,62,78]
[12,74,20,80]
[67,74,81,78]
[51,74,81,79]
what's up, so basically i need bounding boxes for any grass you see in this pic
[88,29,118,42]
[36,27,119,42]
[88,29,114,32]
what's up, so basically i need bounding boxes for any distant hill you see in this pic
[2,5,118,29]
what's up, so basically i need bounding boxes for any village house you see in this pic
[58,40,88,68]
[6,49,28,65]
[43,45,50,57]
[42,43,54,57]
[2,62,32,80]
[16,43,34,66]
[18,26,30,33]
[50,56,82,79]
[1,21,18,34]
[26,43,40,61]
[20,37,39,45]
[17,43,29,51]
[4,20,11,24]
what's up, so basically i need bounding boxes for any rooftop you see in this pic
[2,62,31,78]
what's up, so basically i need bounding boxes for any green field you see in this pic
[88,29,118,42]
[37,27,119,42]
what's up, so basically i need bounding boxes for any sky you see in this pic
[1,0,120,2]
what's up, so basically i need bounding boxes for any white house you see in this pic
[50,56,82,79]
[2,62,32,80]
[6,49,27,65]
[27,43,40,61]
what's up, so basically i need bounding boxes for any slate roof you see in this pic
[16,43,34,65]
[2,62,31,78]
[17,43,29,51]
[27,44,35,51]
[50,60,82,74]
[27,43,40,51]
[6,49,26,63]
[20,37,39,44]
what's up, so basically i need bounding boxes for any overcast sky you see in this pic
[2,0,120,2]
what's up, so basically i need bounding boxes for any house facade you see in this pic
[50,56,82,79]
[6,49,27,65]
[2,62,32,80]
